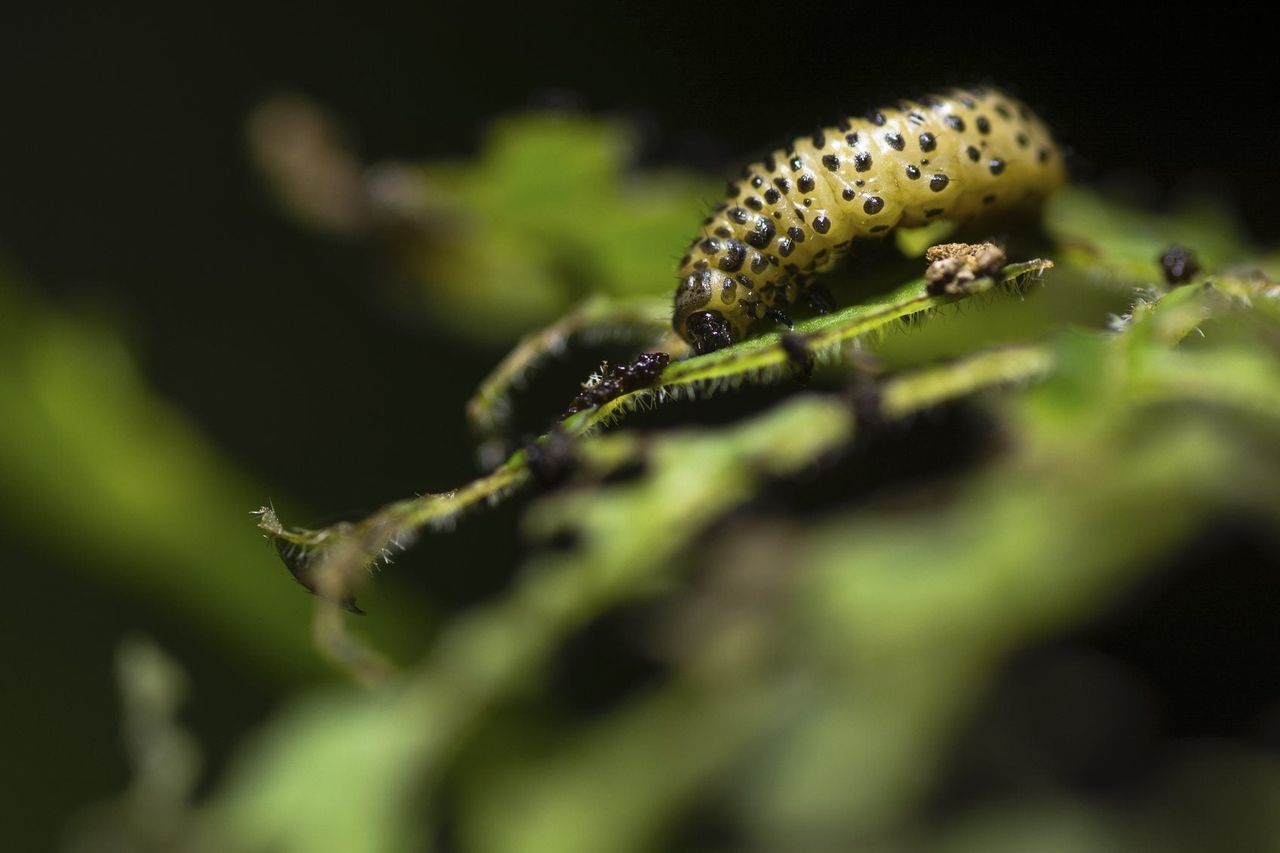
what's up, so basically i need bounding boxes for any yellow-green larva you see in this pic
[672,87,1066,353]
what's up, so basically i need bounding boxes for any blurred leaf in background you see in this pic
[248,97,718,343]
[0,267,427,682]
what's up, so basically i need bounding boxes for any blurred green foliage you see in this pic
[250,101,718,342]
[407,114,716,340]
[0,271,322,680]
[0,267,430,685]
[17,110,1280,851]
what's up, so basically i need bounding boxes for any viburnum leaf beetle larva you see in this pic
[672,87,1066,354]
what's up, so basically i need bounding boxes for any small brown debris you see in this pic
[925,242,1007,295]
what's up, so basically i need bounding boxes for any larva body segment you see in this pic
[673,87,1066,353]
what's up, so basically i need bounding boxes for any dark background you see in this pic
[2,3,1276,846]
[6,6,1275,508]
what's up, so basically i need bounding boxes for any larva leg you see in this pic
[467,295,676,468]
[805,283,837,315]
[765,306,794,328]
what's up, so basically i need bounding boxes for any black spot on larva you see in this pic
[750,253,767,273]
[919,132,937,152]
[976,116,990,134]
[681,268,713,301]
[764,154,777,172]
[946,115,966,132]
[869,224,889,233]
[679,253,691,267]
[719,239,747,272]
[700,238,721,254]
[930,174,949,192]
[720,279,736,303]
[925,207,944,217]
[989,158,1006,175]
[921,158,930,165]
[729,207,749,224]
[803,198,812,207]
[959,96,976,109]
[855,179,864,187]
[868,110,887,125]
[773,176,791,192]
[885,132,905,150]
[746,216,776,249]
[863,196,884,214]
[794,208,805,222]
[842,187,856,201]
[822,154,839,171]
[751,175,764,188]
[854,152,872,172]
[694,259,708,269]
[845,132,859,145]
[813,215,831,234]
[726,182,740,196]
[905,164,921,180]
[908,111,926,125]
[1038,148,1051,164]
[773,211,782,219]
[790,156,804,171]
[994,103,1011,119]
[836,117,851,132]
[701,217,712,226]
[812,128,826,148]
[764,188,781,204]
[798,174,816,193]
[714,226,731,238]
[787,225,805,243]
[745,196,764,211]
[1016,132,1029,148]
[967,145,980,162]
[777,236,794,257]
[983,194,997,204]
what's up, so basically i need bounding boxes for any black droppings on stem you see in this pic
[1160,245,1201,285]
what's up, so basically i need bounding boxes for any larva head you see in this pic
[673,268,752,354]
